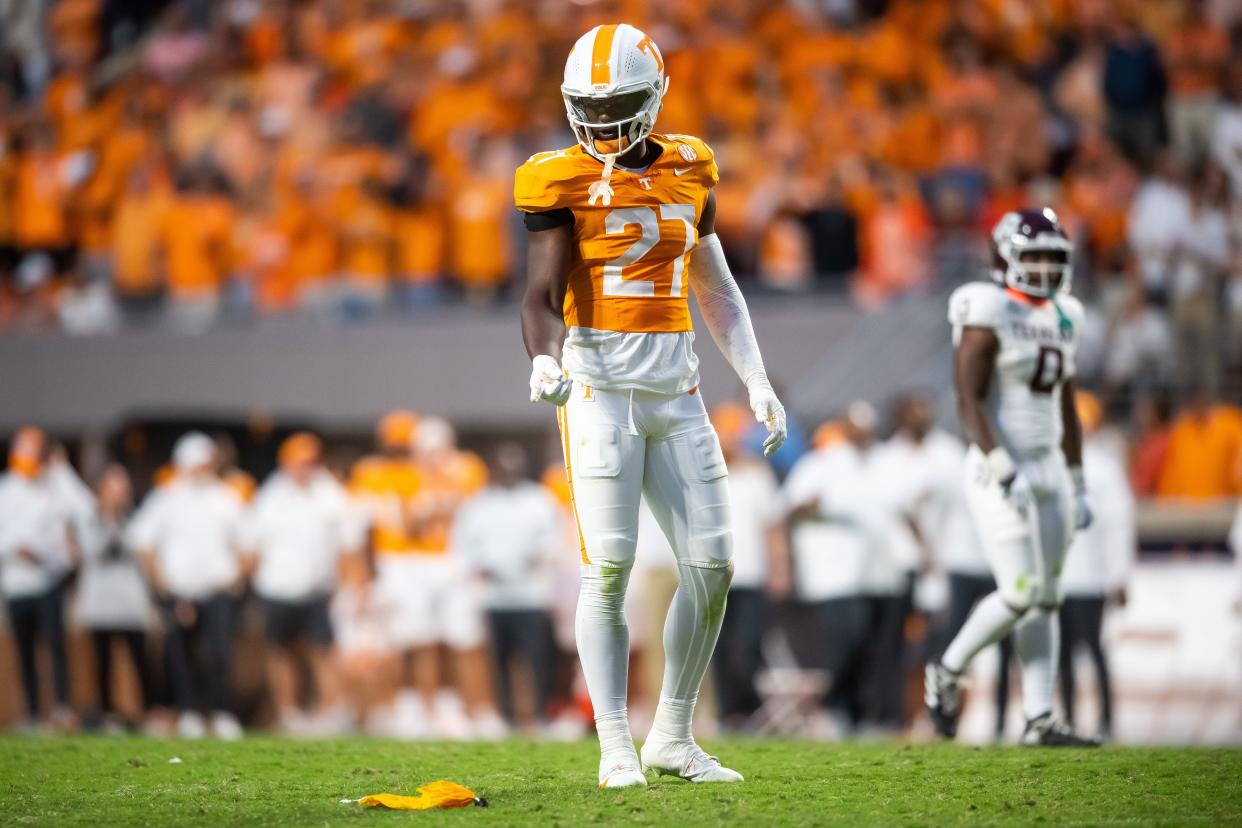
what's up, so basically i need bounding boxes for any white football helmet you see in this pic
[561,23,668,163]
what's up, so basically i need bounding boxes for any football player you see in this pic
[924,209,1099,747]
[516,24,786,787]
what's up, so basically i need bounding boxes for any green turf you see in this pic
[0,736,1238,826]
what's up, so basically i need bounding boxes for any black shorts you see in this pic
[261,596,334,648]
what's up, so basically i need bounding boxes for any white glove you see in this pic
[1070,466,1093,530]
[528,354,572,406]
[746,374,786,457]
[986,446,1033,515]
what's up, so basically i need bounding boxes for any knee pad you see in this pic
[997,571,1038,615]
[579,562,633,618]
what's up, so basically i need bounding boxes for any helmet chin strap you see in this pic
[587,152,617,207]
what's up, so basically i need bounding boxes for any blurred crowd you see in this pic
[0,1,1238,382]
[11,382,1221,743]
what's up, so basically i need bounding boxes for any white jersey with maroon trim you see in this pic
[948,281,1084,458]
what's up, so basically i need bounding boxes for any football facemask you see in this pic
[563,86,660,159]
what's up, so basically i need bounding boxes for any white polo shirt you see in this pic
[1061,439,1136,597]
[726,458,781,591]
[451,481,562,611]
[783,443,899,601]
[243,470,355,602]
[128,477,244,600]
[884,429,987,577]
[0,471,75,598]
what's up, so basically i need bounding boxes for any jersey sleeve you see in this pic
[948,282,1005,330]
[514,150,577,213]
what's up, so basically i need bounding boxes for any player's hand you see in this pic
[1001,471,1035,516]
[1069,467,1092,530]
[528,354,572,406]
[747,374,786,456]
[986,447,1033,515]
[1072,491,1093,530]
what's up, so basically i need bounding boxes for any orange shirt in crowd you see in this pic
[449,175,510,288]
[278,196,337,296]
[349,455,423,556]
[1163,22,1229,97]
[159,194,235,299]
[409,450,488,554]
[111,182,171,295]
[337,193,393,285]
[1155,406,1242,500]
[395,206,446,285]
[14,150,71,248]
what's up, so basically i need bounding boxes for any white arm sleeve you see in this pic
[689,233,769,390]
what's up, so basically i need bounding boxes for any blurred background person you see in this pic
[348,410,427,737]
[243,432,355,736]
[453,441,561,731]
[783,403,890,734]
[0,427,77,730]
[74,464,154,733]
[710,403,788,732]
[1058,393,1137,742]
[409,417,501,737]
[129,431,245,740]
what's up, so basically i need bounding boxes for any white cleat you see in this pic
[598,754,648,789]
[640,740,744,783]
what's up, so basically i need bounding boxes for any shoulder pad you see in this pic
[659,133,718,188]
[948,281,1006,329]
[514,147,585,212]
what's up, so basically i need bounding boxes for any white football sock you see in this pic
[594,709,637,760]
[576,563,633,748]
[649,561,732,743]
[1014,607,1059,721]
[942,591,1024,674]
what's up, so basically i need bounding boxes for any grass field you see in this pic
[1,736,1239,826]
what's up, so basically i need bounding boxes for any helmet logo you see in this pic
[677,143,697,162]
[637,35,664,74]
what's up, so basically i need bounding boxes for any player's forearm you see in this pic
[689,233,768,388]
[956,395,998,455]
[520,298,566,362]
[1060,383,1084,469]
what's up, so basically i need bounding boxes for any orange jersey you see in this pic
[513,133,717,334]
[349,455,423,556]
[410,450,488,554]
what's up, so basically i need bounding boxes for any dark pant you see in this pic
[90,629,153,716]
[161,594,238,714]
[487,608,555,722]
[944,571,1014,736]
[812,595,871,722]
[8,587,70,718]
[1059,596,1112,735]
[860,583,913,728]
[712,587,765,722]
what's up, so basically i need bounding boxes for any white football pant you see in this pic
[963,445,1073,612]
[557,382,734,723]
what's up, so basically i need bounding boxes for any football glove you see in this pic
[1070,466,1093,530]
[746,374,787,457]
[528,354,572,406]
[987,446,1033,515]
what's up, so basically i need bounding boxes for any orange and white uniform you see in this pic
[517,22,781,789]
[515,133,717,395]
[348,443,486,651]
